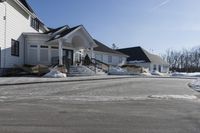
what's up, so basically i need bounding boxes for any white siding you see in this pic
[28,45,38,65]
[93,51,127,66]
[0,0,42,68]
[0,3,5,68]
[25,34,50,65]
[40,47,49,65]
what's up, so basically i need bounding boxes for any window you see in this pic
[30,45,37,48]
[108,55,112,63]
[153,64,157,70]
[11,39,19,56]
[40,45,48,48]
[158,65,162,72]
[31,17,39,31]
[51,46,58,49]
[119,57,123,63]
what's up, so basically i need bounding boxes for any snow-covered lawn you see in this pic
[171,72,200,77]
[108,66,130,75]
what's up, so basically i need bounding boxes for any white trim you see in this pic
[58,39,63,65]
[14,0,36,18]
[79,25,97,47]
[52,26,68,36]
[62,26,82,39]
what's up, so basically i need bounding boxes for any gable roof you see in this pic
[47,25,80,42]
[93,40,128,57]
[117,46,168,65]
[44,25,69,34]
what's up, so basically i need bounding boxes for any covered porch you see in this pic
[45,25,97,67]
[24,25,98,76]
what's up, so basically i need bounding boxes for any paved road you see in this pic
[0,78,199,133]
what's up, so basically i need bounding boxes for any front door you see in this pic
[158,65,162,72]
[63,49,73,66]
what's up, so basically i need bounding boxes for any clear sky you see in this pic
[28,0,200,54]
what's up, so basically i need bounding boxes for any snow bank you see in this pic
[188,79,200,92]
[148,95,197,100]
[56,95,197,102]
[141,72,152,76]
[171,72,200,77]
[43,69,66,78]
[108,66,130,75]
[151,70,164,76]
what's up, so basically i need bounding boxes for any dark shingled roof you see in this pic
[47,25,80,42]
[19,0,34,13]
[93,40,128,57]
[44,25,68,34]
[117,46,168,65]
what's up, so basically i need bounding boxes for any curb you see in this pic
[0,76,135,87]
[0,76,197,87]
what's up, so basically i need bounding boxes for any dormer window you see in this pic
[31,17,39,31]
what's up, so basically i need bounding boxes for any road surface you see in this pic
[0,78,199,133]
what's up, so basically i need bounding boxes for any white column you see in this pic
[58,39,63,65]
[90,47,94,59]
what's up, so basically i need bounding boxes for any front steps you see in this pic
[68,66,96,77]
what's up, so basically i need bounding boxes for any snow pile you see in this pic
[108,66,129,75]
[58,96,147,102]
[54,95,198,102]
[171,72,200,77]
[188,78,200,92]
[43,69,66,78]
[151,70,165,76]
[141,72,152,76]
[148,95,197,100]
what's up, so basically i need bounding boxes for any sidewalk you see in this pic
[0,75,136,86]
[0,75,196,86]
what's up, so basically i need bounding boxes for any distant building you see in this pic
[117,47,169,73]
[93,40,128,66]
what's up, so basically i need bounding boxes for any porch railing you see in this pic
[90,58,110,73]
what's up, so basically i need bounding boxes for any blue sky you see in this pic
[28,0,200,54]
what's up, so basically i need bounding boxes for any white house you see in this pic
[0,0,48,74]
[117,47,169,73]
[23,25,97,67]
[0,0,128,76]
[93,40,128,66]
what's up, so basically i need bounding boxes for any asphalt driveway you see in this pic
[0,78,199,133]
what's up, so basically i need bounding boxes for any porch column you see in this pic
[58,39,63,65]
[90,47,94,59]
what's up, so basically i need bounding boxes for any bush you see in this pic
[83,54,92,66]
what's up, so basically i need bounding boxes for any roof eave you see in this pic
[14,0,37,18]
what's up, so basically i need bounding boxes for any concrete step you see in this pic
[69,65,95,76]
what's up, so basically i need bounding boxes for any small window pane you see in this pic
[30,17,39,31]
[40,45,48,48]
[30,45,37,48]
[51,46,58,49]
[108,55,112,63]
[11,39,19,56]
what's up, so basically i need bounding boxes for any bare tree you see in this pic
[163,46,200,72]
[112,43,118,50]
